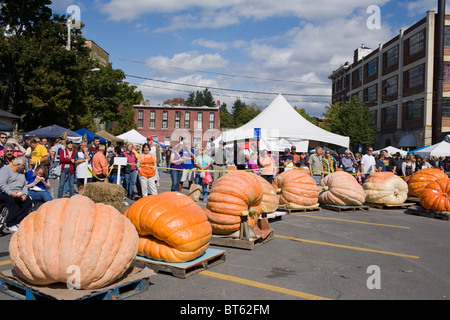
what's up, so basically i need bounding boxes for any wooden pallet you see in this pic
[277,204,321,214]
[0,267,153,300]
[210,230,274,250]
[366,202,415,210]
[404,205,450,221]
[320,203,369,212]
[406,197,420,204]
[134,248,226,279]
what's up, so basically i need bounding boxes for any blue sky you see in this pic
[50,0,446,116]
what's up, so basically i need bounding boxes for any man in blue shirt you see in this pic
[179,141,195,191]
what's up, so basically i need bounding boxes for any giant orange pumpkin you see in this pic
[408,168,448,197]
[319,171,366,206]
[272,169,319,208]
[363,172,408,205]
[9,195,139,290]
[204,171,263,235]
[256,174,279,214]
[124,192,212,263]
[419,177,450,212]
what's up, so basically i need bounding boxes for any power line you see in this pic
[125,74,332,98]
[114,56,330,86]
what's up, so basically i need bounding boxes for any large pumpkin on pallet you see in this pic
[256,174,279,214]
[319,171,366,206]
[125,192,212,263]
[9,195,139,290]
[204,171,263,235]
[419,177,450,212]
[408,168,448,198]
[272,169,319,208]
[363,172,408,205]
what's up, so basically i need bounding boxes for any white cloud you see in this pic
[405,0,449,17]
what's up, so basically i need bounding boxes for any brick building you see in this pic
[134,101,221,147]
[328,10,450,150]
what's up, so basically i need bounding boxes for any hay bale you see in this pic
[83,182,127,213]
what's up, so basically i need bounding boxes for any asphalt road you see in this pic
[0,170,449,305]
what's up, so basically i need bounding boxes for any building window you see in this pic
[137,110,143,129]
[209,112,215,129]
[443,98,450,117]
[197,112,203,129]
[408,30,424,56]
[445,26,450,46]
[384,106,397,125]
[184,111,190,129]
[174,111,181,129]
[445,62,450,82]
[165,136,170,146]
[406,99,423,121]
[366,84,377,102]
[367,59,377,77]
[162,111,168,129]
[407,65,424,88]
[357,67,362,82]
[149,111,155,129]
[385,46,398,68]
[385,76,398,96]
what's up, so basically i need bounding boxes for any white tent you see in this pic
[216,94,349,151]
[373,146,407,157]
[413,141,450,157]
[117,129,146,144]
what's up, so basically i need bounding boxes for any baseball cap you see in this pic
[284,148,290,153]
[147,136,153,140]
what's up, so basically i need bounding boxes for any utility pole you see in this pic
[432,0,445,144]
[66,17,71,50]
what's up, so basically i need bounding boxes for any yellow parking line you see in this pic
[274,235,419,259]
[200,270,331,300]
[290,213,410,229]
[0,260,11,266]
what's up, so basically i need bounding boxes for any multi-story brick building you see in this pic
[134,100,221,147]
[329,9,450,150]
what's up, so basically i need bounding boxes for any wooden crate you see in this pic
[320,203,369,212]
[0,267,153,300]
[210,231,274,250]
[134,248,226,279]
[404,205,450,221]
[366,202,415,210]
[277,204,321,214]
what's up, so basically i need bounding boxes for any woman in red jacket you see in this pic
[58,140,76,198]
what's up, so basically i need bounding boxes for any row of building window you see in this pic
[137,111,215,130]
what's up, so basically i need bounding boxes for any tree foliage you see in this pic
[184,88,216,107]
[0,0,142,132]
[322,97,376,147]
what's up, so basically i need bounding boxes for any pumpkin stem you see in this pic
[321,186,329,191]
[444,193,448,197]
[276,188,282,194]
[248,208,257,216]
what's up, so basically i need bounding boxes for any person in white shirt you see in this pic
[361,147,376,182]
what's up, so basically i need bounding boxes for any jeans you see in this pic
[28,190,54,202]
[195,174,208,201]
[108,174,125,185]
[58,167,74,198]
[170,169,183,191]
[311,174,321,186]
[124,170,137,198]
[261,174,273,184]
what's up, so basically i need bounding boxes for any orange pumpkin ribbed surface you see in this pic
[319,171,366,206]
[408,168,448,198]
[124,192,212,263]
[9,195,139,290]
[204,171,263,235]
[419,177,450,212]
[272,169,319,207]
[256,174,279,214]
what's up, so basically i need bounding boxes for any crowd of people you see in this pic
[1,129,449,233]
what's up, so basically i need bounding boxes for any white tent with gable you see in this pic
[372,146,407,157]
[117,129,147,144]
[216,94,350,151]
[413,140,450,157]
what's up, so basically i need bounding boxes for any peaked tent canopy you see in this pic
[218,94,349,150]
[95,130,124,143]
[373,146,407,157]
[117,129,147,144]
[413,141,450,157]
[0,121,13,132]
[75,128,107,143]
[24,125,83,143]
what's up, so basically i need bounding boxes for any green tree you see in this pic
[219,102,234,128]
[184,88,216,107]
[326,97,377,147]
[231,99,260,127]
[294,107,318,125]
